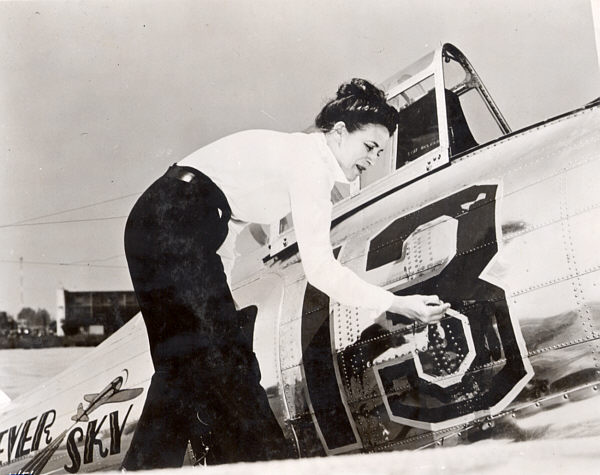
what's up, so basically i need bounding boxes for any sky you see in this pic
[1,0,599,319]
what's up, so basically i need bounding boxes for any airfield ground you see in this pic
[107,436,599,474]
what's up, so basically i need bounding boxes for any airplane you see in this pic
[70,375,143,423]
[1,374,143,475]
[1,42,599,474]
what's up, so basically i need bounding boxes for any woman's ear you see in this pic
[332,121,347,143]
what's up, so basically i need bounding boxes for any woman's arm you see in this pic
[288,172,448,322]
[388,294,450,323]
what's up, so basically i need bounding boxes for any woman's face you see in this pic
[329,122,391,182]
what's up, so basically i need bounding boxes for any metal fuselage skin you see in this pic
[1,44,599,473]
[254,103,600,456]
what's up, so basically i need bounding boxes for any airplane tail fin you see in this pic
[0,389,10,410]
[71,402,89,422]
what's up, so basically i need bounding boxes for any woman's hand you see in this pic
[388,294,450,324]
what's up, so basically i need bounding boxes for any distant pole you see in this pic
[20,256,24,307]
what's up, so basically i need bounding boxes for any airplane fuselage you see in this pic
[1,43,599,474]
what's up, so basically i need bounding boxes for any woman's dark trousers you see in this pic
[121,166,291,469]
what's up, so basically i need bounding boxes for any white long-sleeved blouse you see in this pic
[178,129,394,315]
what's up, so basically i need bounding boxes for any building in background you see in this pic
[56,289,139,337]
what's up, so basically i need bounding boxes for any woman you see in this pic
[122,78,449,469]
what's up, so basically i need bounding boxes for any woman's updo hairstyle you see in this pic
[315,78,399,136]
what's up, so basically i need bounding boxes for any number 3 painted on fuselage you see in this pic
[300,184,533,452]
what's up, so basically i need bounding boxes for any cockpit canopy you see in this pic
[358,43,511,189]
[267,43,512,258]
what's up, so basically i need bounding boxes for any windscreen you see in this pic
[395,75,439,168]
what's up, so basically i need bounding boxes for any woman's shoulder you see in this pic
[230,129,325,157]
[227,128,315,143]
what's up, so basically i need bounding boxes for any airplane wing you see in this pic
[106,388,144,403]
[83,393,98,403]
